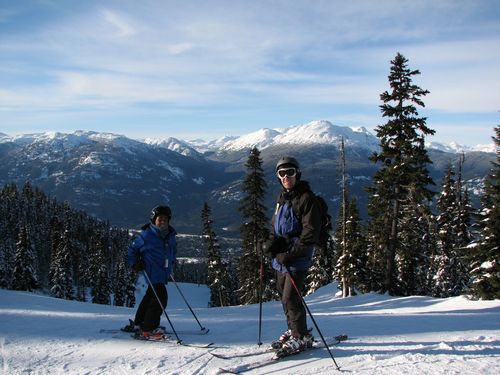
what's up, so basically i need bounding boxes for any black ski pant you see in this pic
[134,283,168,331]
[276,270,307,338]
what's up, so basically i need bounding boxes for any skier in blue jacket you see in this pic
[126,205,177,340]
[264,156,322,355]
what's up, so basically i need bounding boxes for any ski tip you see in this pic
[335,334,348,342]
[218,368,238,374]
[210,352,229,359]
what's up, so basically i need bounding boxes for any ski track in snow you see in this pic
[0,283,499,374]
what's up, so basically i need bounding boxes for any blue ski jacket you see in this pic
[128,223,177,284]
[271,180,321,273]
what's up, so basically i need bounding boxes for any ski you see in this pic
[134,335,215,349]
[134,336,215,349]
[100,329,215,349]
[210,347,274,360]
[212,334,347,360]
[216,335,347,374]
[99,327,210,336]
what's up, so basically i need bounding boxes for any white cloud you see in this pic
[100,9,136,38]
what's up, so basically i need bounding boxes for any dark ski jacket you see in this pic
[270,180,321,273]
[128,223,177,284]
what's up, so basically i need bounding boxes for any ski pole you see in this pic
[257,241,264,346]
[142,271,182,344]
[170,274,207,332]
[285,269,341,371]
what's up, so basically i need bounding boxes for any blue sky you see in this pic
[1,0,499,146]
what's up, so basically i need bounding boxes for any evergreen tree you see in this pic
[91,232,111,305]
[113,253,135,307]
[0,181,130,305]
[306,236,333,295]
[363,221,387,292]
[455,154,473,249]
[202,202,231,307]
[433,166,469,297]
[49,227,74,299]
[237,147,271,304]
[334,198,368,296]
[12,224,38,291]
[1,184,26,288]
[469,125,500,299]
[366,52,435,295]
[397,189,434,295]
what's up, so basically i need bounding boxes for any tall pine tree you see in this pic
[202,202,232,307]
[469,125,500,299]
[49,227,74,299]
[237,147,271,304]
[366,52,435,295]
[433,165,469,297]
[12,224,38,291]
[334,198,368,296]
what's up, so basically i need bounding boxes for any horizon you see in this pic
[1,1,499,147]
[0,121,495,151]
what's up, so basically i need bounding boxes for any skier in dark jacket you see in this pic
[264,156,322,354]
[125,205,177,340]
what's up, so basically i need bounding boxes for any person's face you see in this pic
[277,167,297,191]
[155,214,169,230]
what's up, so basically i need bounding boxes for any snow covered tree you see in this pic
[90,232,111,305]
[202,202,232,307]
[0,184,19,288]
[366,52,435,295]
[334,198,368,296]
[469,125,500,299]
[49,226,74,300]
[397,189,434,296]
[0,181,130,305]
[12,224,38,291]
[237,147,271,304]
[113,253,135,307]
[433,165,469,297]
[455,154,473,249]
[306,236,333,295]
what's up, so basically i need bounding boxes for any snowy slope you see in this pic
[1,283,499,375]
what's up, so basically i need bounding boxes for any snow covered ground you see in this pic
[0,280,499,374]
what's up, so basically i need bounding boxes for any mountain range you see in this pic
[0,121,496,235]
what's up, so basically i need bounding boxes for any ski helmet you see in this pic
[276,156,301,180]
[150,205,172,223]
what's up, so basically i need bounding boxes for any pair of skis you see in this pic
[211,334,348,374]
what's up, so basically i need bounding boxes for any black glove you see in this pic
[263,237,288,257]
[275,252,290,266]
[133,260,145,272]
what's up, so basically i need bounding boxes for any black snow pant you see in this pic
[276,270,307,338]
[134,283,168,331]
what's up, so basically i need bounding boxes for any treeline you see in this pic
[0,182,136,306]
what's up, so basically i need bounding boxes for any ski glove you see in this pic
[275,252,290,266]
[263,236,288,257]
[134,260,145,272]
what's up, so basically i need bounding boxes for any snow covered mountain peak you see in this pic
[215,120,380,152]
[425,140,496,153]
[143,136,202,158]
[222,128,282,151]
[2,130,145,151]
